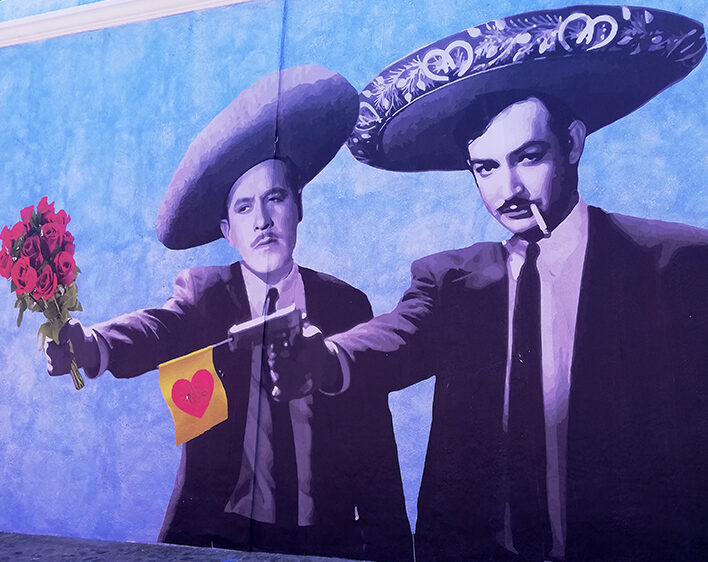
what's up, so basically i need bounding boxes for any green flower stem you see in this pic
[38,295,85,391]
[67,340,85,391]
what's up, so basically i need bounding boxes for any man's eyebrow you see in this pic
[467,156,499,166]
[511,140,550,156]
[263,186,290,196]
[232,195,254,206]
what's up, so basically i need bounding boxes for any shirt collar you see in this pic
[241,262,300,316]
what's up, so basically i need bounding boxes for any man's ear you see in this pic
[568,119,587,165]
[219,218,230,240]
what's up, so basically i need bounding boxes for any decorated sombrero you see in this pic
[158,65,358,249]
[348,4,706,172]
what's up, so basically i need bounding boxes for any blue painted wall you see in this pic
[0,0,705,543]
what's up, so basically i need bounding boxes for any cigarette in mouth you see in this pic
[530,203,550,236]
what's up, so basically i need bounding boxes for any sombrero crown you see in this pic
[158,65,358,249]
[348,4,706,172]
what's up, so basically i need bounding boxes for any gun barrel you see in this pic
[227,304,304,350]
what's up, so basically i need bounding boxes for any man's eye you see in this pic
[236,205,251,214]
[519,152,543,163]
[474,163,497,177]
[268,195,284,203]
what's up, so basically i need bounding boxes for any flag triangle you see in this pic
[159,346,228,445]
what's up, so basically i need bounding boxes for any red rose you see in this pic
[37,196,55,223]
[41,222,64,255]
[11,256,38,295]
[32,265,57,300]
[1,222,26,252]
[41,209,55,224]
[20,205,34,226]
[54,251,76,285]
[0,250,12,279]
[51,209,71,227]
[62,231,75,255]
[0,226,10,253]
[21,235,42,268]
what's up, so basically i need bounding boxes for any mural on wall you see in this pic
[0,1,706,561]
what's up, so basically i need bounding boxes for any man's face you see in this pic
[466,97,575,236]
[220,159,299,282]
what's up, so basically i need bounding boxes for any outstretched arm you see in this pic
[46,269,209,380]
[268,258,440,398]
[328,257,440,392]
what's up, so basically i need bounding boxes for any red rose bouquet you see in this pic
[1,197,84,390]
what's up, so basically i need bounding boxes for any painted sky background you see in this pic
[0,0,706,543]
[0,0,102,22]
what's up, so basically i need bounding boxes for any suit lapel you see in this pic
[296,268,357,524]
[447,242,508,412]
[567,206,629,440]
[460,243,509,513]
[225,262,252,324]
[215,261,253,433]
[566,208,626,544]
[178,262,257,529]
[199,262,255,494]
[299,266,335,335]
[565,207,671,557]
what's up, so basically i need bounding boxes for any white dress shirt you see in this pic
[226,262,316,526]
[502,198,589,560]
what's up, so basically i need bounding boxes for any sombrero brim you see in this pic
[158,65,358,249]
[347,4,706,172]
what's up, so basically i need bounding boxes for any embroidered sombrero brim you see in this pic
[348,5,706,172]
[158,65,358,249]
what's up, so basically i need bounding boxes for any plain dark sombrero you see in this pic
[158,65,358,249]
[347,4,706,172]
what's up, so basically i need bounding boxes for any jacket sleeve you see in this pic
[328,257,440,392]
[91,269,203,379]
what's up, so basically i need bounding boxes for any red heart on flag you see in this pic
[171,369,214,418]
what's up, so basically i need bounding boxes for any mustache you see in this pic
[251,232,278,248]
[496,197,534,214]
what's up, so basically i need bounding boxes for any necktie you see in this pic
[263,288,299,527]
[508,242,550,559]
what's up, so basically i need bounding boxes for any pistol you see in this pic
[227,304,305,352]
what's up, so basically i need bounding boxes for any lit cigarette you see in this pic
[530,203,550,236]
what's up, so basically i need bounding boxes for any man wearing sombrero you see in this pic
[271,6,708,561]
[44,66,412,561]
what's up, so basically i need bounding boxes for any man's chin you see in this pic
[498,215,537,235]
[242,256,293,282]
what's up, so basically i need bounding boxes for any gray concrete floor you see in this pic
[0,532,365,561]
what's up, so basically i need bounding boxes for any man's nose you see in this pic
[254,202,274,231]
[502,166,526,198]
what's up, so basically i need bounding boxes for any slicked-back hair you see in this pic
[454,91,579,157]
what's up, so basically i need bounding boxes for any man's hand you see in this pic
[45,319,100,377]
[266,323,342,402]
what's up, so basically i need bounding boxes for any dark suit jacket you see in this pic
[92,263,413,561]
[331,207,708,561]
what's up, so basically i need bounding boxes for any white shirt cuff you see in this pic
[321,340,351,395]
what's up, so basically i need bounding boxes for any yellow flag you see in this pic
[159,346,228,445]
